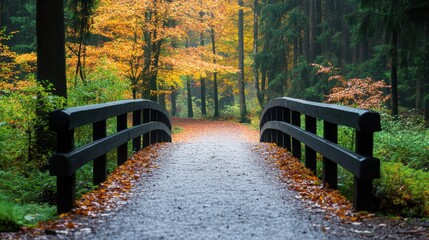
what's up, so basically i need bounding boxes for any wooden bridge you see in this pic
[49,97,381,214]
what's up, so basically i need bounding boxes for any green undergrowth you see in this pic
[304,112,429,218]
[0,170,56,231]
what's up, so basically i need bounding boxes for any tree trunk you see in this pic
[200,31,207,115]
[261,68,266,103]
[171,86,178,117]
[340,1,352,66]
[302,0,311,60]
[158,92,166,109]
[37,0,67,97]
[253,0,264,109]
[309,0,321,58]
[238,0,248,122]
[35,0,67,168]
[424,56,429,121]
[391,30,399,117]
[199,4,207,116]
[187,76,194,118]
[0,0,3,28]
[149,38,162,102]
[211,23,220,118]
[142,30,152,99]
[200,78,206,115]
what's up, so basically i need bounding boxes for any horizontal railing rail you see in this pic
[49,99,172,213]
[260,97,381,211]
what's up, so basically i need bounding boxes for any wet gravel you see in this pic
[81,128,336,239]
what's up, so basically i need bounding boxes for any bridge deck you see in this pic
[77,118,329,239]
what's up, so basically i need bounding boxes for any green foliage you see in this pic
[0,170,56,230]
[0,201,21,232]
[0,200,56,231]
[375,113,429,170]
[220,104,240,121]
[375,162,429,217]
[0,77,66,170]
[68,62,128,106]
[0,170,55,205]
[311,110,429,217]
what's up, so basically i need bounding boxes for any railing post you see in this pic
[93,120,107,185]
[143,109,150,148]
[133,110,142,152]
[283,108,291,150]
[56,129,75,214]
[117,113,128,165]
[354,130,375,211]
[305,115,317,174]
[291,110,301,159]
[150,110,157,144]
[323,121,338,189]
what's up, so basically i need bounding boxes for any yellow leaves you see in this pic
[163,46,236,79]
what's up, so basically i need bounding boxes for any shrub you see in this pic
[375,113,429,171]
[374,162,429,217]
[0,78,66,170]
[68,62,129,107]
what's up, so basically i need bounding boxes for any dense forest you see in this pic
[1,0,429,231]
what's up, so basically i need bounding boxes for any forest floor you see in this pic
[1,118,428,239]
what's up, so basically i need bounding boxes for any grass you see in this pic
[0,170,56,231]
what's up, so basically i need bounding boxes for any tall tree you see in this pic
[36,0,66,97]
[67,0,98,87]
[210,16,220,118]
[199,32,207,115]
[253,0,264,109]
[187,76,194,118]
[0,0,3,28]
[237,0,248,122]
[360,0,404,116]
[35,0,67,168]
[199,1,207,115]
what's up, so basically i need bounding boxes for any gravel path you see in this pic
[82,122,334,240]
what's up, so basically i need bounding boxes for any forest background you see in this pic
[0,0,428,231]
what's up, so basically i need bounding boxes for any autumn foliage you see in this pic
[311,63,391,110]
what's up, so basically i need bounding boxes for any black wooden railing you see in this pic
[49,99,172,213]
[260,97,381,211]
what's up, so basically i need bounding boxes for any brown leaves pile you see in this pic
[254,143,373,223]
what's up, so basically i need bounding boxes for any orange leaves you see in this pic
[254,143,372,223]
[327,77,391,110]
[35,143,165,234]
[70,145,162,216]
[311,63,391,110]
[171,117,259,143]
